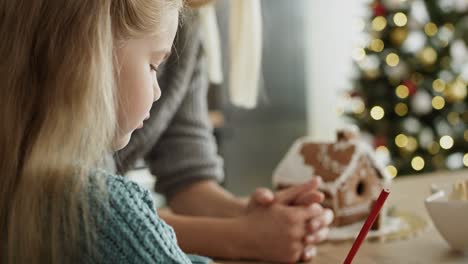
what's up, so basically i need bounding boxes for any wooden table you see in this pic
[218,169,468,264]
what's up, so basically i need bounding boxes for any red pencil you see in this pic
[343,188,390,264]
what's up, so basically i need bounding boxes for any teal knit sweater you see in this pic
[86,169,211,264]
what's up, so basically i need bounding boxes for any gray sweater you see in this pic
[113,14,224,200]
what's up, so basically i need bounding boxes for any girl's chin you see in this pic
[112,124,142,151]
[112,133,132,151]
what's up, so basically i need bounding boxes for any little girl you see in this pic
[0,0,210,263]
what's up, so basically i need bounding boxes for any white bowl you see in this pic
[425,189,468,252]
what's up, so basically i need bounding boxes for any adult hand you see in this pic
[238,178,334,263]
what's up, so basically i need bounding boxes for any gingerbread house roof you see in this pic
[272,136,392,195]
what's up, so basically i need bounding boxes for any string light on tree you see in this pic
[419,47,437,66]
[394,102,408,116]
[440,135,454,150]
[370,106,385,120]
[370,38,385,52]
[386,53,400,67]
[386,165,398,178]
[395,84,409,98]
[411,156,425,171]
[424,22,438,37]
[393,12,408,27]
[432,79,446,92]
[395,134,408,148]
[372,16,387,31]
[432,96,445,110]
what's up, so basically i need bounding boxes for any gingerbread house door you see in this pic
[336,156,382,226]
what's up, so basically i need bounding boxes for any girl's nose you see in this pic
[153,84,161,102]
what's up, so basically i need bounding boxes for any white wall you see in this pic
[304,0,367,140]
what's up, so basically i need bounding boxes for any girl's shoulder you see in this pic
[86,169,194,264]
[85,169,212,264]
[90,168,155,211]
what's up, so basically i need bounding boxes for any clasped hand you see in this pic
[240,177,334,263]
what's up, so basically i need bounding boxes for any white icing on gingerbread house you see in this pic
[272,135,392,227]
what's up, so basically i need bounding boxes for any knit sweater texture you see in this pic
[87,169,211,264]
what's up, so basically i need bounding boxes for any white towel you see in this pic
[229,0,262,108]
[199,4,224,84]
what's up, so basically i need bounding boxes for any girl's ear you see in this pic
[186,0,214,8]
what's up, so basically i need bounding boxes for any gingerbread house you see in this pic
[272,133,392,228]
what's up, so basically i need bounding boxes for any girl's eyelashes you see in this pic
[149,64,158,83]
[149,64,158,73]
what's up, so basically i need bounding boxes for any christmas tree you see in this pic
[347,0,468,176]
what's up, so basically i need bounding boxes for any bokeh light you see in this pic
[432,96,445,110]
[372,16,387,31]
[370,106,385,120]
[411,156,425,171]
[394,103,408,116]
[395,85,409,98]
[424,22,438,36]
[393,12,408,27]
[440,135,454,149]
[432,79,446,92]
[386,165,398,178]
[395,134,408,148]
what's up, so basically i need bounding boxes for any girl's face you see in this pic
[113,12,178,150]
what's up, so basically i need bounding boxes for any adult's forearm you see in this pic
[159,210,252,260]
[168,180,248,217]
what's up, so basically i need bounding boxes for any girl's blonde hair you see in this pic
[0,0,181,262]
